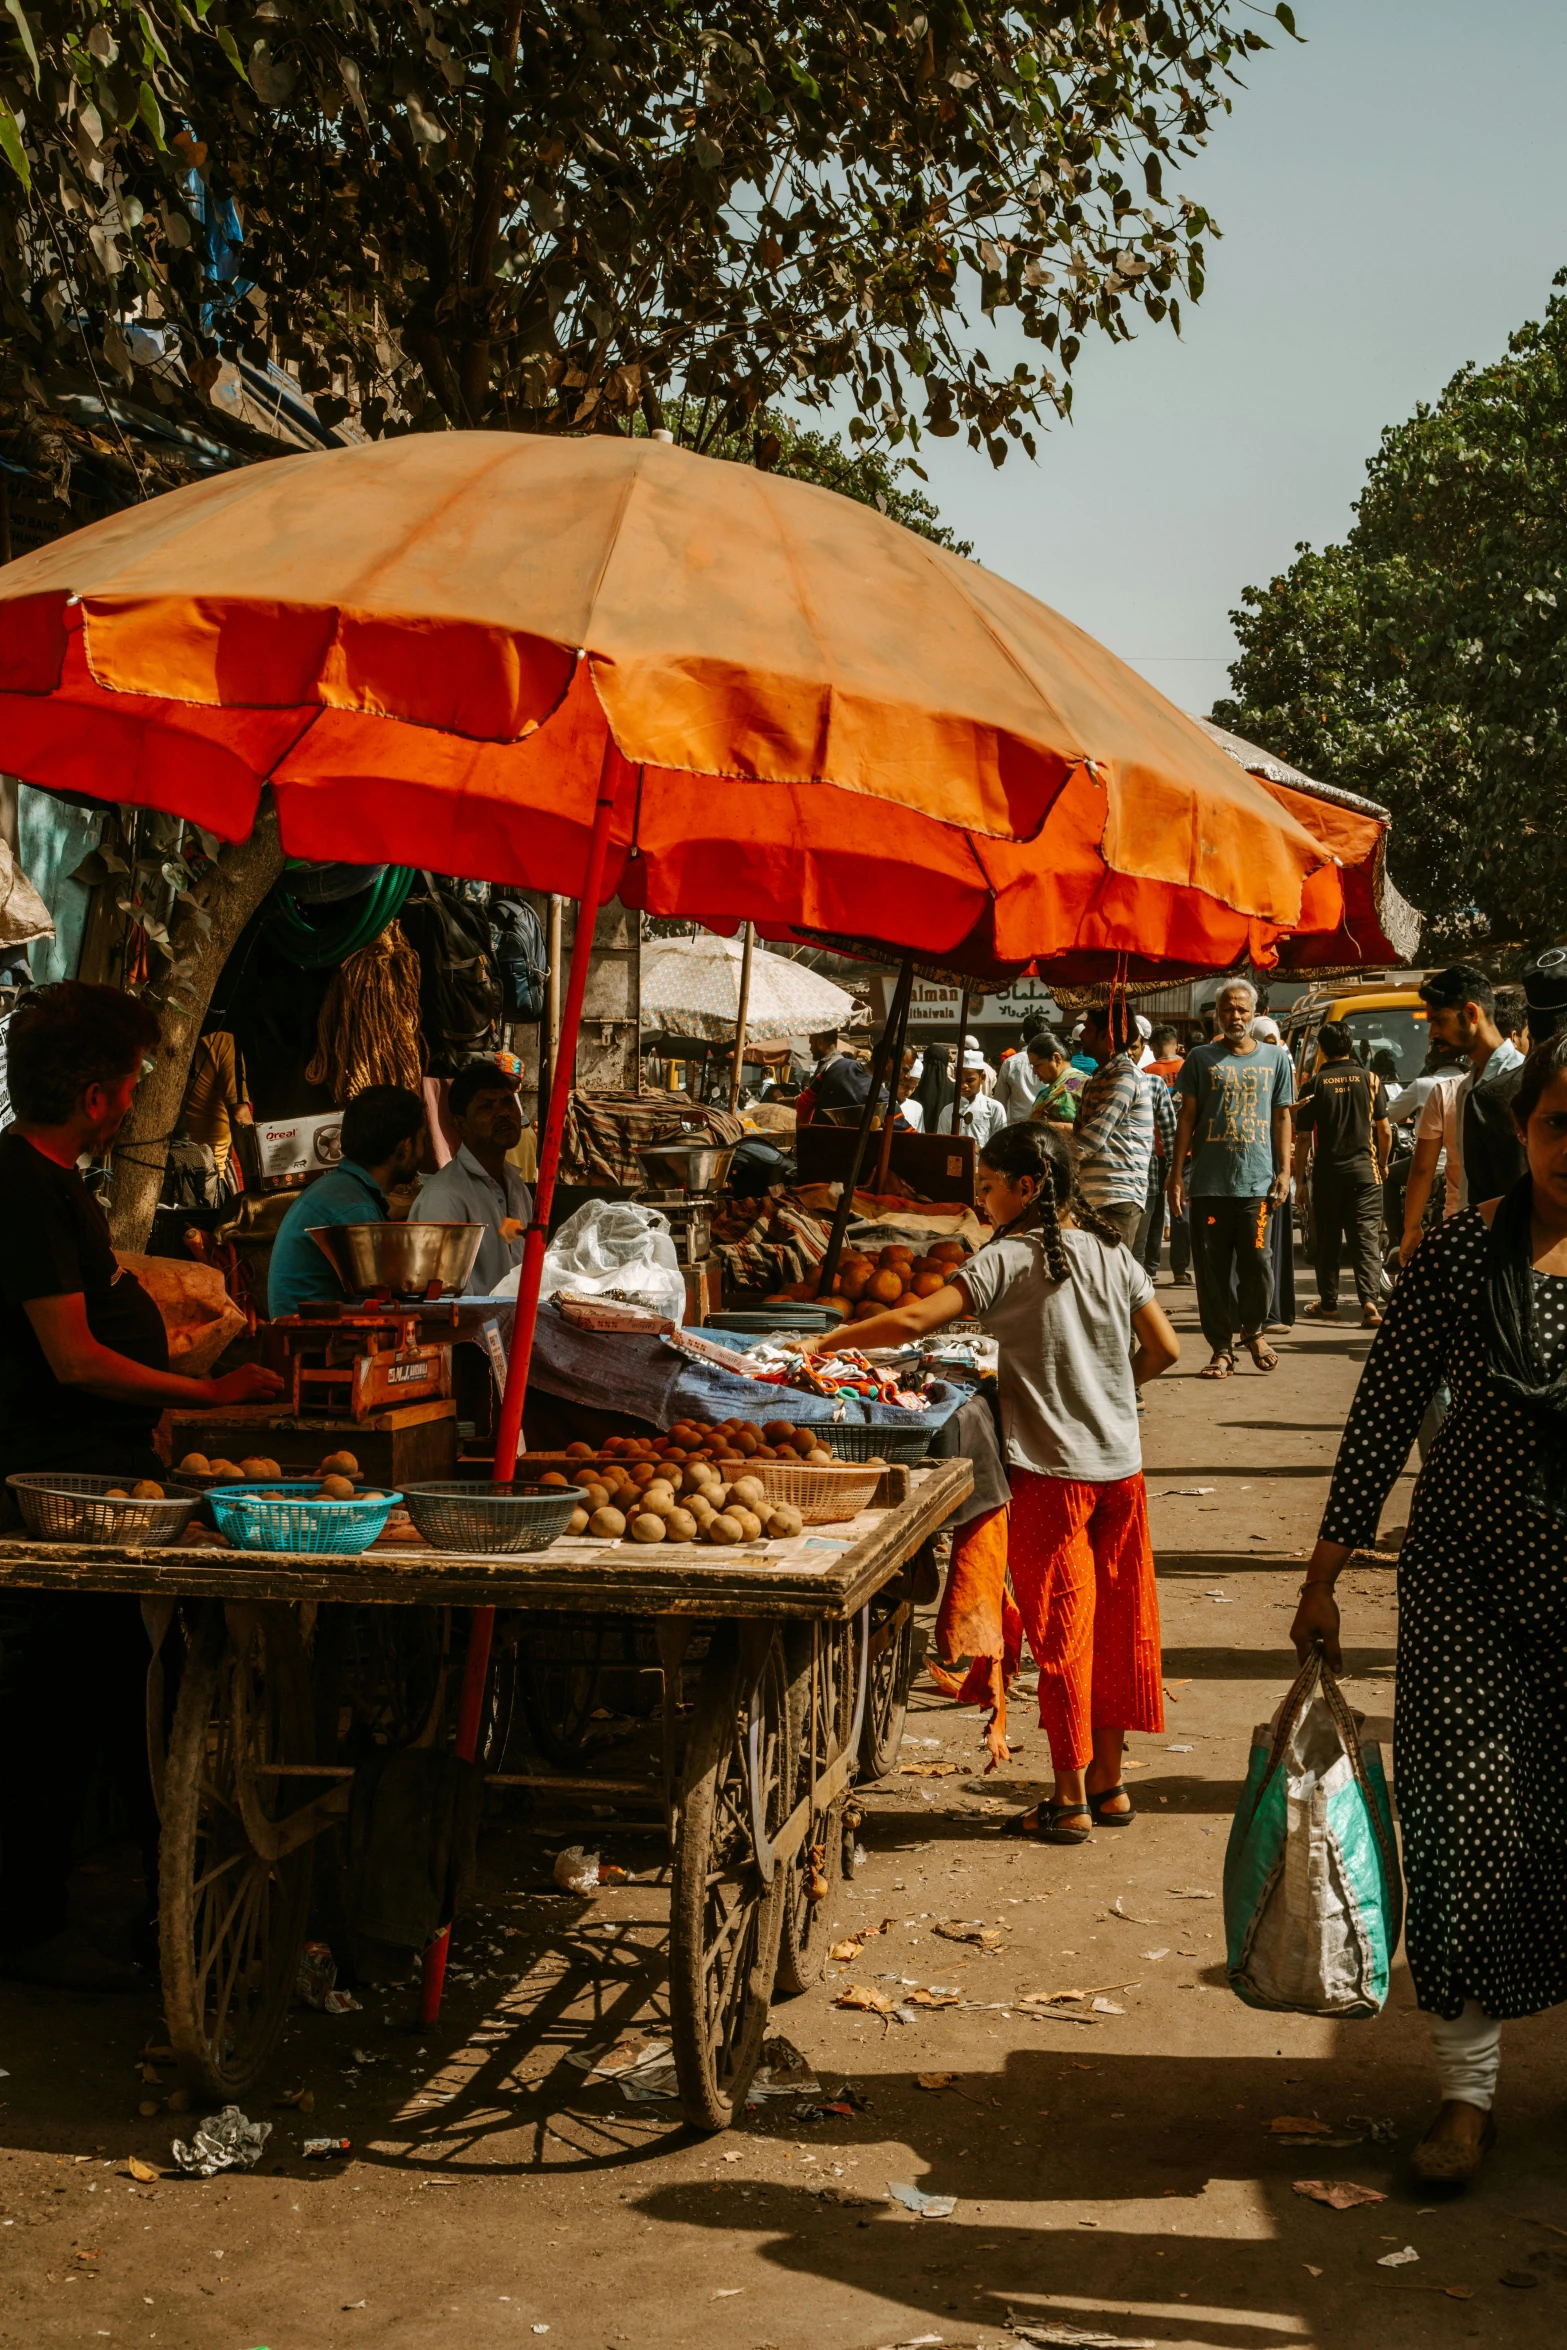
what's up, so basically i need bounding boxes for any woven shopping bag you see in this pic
[1223,1642,1403,2016]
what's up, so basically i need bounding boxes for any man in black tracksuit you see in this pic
[1294,1020,1392,1326]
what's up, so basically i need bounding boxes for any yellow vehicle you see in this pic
[1281,974,1434,1088]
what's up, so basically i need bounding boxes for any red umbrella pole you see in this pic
[418,740,623,2031]
[492,740,624,1482]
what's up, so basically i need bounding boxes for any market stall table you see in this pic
[0,1457,969,2132]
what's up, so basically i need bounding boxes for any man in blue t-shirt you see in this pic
[267,1086,427,1317]
[1167,979,1295,1378]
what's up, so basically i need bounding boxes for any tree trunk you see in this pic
[106,797,285,1252]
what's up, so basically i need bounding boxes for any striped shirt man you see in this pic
[1074,1050,1160,1211]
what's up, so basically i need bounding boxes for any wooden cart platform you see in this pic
[0,1462,966,1620]
[0,1458,972,2133]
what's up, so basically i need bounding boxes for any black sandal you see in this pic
[1000,1802,1092,1845]
[1088,1785,1135,1828]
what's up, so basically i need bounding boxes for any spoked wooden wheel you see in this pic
[517,1615,611,1764]
[160,1602,316,2098]
[669,1624,792,2131]
[315,1603,449,1761]
[858,1577,917,1781]
[774,1620,854,1997]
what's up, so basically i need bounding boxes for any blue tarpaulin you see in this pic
[444,1299,968,1436]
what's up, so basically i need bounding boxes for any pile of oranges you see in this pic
[769,1238,970,1324]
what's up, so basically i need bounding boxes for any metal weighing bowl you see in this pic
[6,1472,201,1547]
[308,1220,484,1298]
[400,1481,581,1555]
[635,1141,736,1195]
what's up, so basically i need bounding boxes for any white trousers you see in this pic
[1428,1999,1502,2110]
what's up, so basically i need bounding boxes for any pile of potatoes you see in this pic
[768,1238,970,1324]
[176,1447,384,1503]
[556,1456,805,1548]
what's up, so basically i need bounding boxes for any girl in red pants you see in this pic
[803,1121,1178,1841]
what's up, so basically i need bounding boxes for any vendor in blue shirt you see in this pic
[413,1059,533,1296]
[267,1086,427,1317]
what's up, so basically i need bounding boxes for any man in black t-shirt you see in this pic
[1293,1020,1392,1326]
[0,983,282,1990]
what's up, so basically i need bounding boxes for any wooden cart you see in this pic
[0,1458,970,2133]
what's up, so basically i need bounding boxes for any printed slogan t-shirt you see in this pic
[1177,1038,1296,1199]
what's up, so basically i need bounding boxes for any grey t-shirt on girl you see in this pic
[956,1226,1154,1483]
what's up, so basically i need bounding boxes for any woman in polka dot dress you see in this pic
[1291,1033,1567,2187]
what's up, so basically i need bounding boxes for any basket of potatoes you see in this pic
[205,1466,401,1555]
[5,1471,201,1547]
[564,1453,876,1544]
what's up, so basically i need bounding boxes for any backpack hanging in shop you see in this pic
[400,873,504,1074]
[490,894,549,1024]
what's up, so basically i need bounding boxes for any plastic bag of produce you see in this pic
[494,1197,686,1324]
[1223,1643,1402,2017]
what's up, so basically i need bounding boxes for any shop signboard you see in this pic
[869,973,1062,1030]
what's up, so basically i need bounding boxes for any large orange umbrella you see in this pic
[0,430,1340,968]
[0,435,1393,2032]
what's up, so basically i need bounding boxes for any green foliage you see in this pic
[689,410,974,553]
[1215,275,1567,958]
[0,1,1276,465]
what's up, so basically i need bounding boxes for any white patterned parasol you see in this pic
[640,931,855,1043]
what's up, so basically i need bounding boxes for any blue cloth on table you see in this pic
[439,1299,968,1435]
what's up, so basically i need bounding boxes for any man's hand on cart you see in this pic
[204,1363,286,1408]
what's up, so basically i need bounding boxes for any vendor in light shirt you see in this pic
[415,1059,534,1294]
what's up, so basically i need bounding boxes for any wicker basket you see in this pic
[206,1481,400,1556]
[6,1472,202,1547]
[401,1482,580,1555]
[753,1461,880,1526]
[824,1422,933,1466]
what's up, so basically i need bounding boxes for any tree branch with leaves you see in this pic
[2,1,1300,465]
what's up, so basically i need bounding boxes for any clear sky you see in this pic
[911,0,1567,718]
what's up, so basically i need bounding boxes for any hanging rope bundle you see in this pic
[306,921,427,1103]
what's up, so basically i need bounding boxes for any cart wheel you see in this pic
[858,1584,917,1781]
[160,1603,315,2098]
[669,1624,792,2131]
[316,1603,449,1759]
[774,1621,852,1997]
[518,1617,610,1765]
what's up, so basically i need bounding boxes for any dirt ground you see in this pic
[4,1270,1565,2350]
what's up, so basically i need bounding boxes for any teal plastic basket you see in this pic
[206,1480,401,1556]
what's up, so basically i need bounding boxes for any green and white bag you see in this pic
[1223,1644,1403,2017]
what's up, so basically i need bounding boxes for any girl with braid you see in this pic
[801,1123,1179,1841]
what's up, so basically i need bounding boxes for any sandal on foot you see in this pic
[1244,1336,1280,1371]
[1303,1301,1340,1321]
[1087,1785,1134,1827]
[1361,1303,1384,1326]
[1409,2109,1495,2187]
[1199,1351,1235,1380]
[1000,1802,1091,1845]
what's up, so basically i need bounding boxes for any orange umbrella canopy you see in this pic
[0,431,1342,971]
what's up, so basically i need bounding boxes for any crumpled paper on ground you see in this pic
[1290,2178,1387,2210]
[745,2036,821,2102]
[171,2105,272,2177]
[887,2180,955,2217]
[1009,2321,1158,2348]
